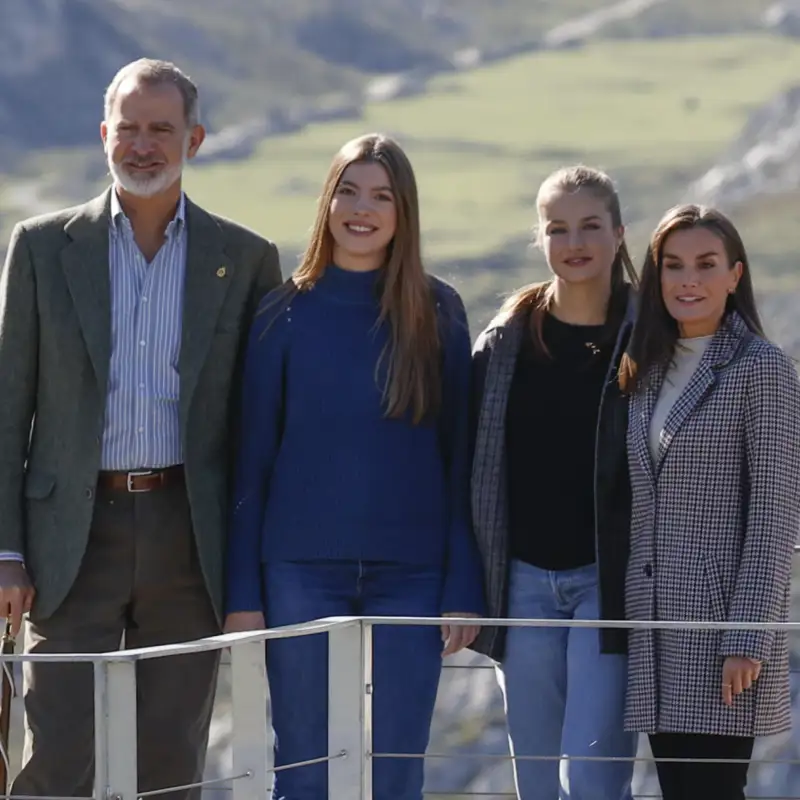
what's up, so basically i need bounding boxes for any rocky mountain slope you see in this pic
[680,83,800,354]
[0,0,780,167]
[684,84,800,209]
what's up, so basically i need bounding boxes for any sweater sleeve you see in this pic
[720,344,800,661]
[437,285,487,615]
[224,292,289,615]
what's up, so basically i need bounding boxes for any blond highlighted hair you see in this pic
[493,165,638,357]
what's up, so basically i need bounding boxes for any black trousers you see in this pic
[649,733,755,800]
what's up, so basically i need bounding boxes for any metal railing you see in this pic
[3,613,800,800]
[5,538,800,800]
[0,618,366,800]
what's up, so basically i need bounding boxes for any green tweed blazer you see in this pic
[0,187,282,623]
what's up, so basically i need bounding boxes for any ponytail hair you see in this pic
[492,165,638,357]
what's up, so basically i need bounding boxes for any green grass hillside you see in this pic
[175,33,800,325]
[2,25,796,330]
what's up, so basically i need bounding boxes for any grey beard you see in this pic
[109,158,185,198]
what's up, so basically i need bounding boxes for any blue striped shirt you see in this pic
[0,192,189,562]
[100,191,187,471]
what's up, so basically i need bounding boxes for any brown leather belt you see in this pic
[97,465,185,493]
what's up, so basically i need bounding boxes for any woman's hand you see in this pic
[223,611,266,633]
[721,656,762,706]
[441,612,481,657]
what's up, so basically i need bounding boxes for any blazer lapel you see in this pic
[60,190,113,394]
[178,198,233,420]
[655,312,747,473]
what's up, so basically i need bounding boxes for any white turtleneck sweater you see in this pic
[649,335,714,463]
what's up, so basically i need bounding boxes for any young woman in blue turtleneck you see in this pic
[223,133,486,800]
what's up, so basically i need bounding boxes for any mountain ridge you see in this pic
[0,0,782,164]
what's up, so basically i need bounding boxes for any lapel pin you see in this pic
[216,266,227,278]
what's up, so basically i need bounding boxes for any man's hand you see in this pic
[441,612,481,657]
[223,611,266,634]
[0,562,34,637]
[722,656,762,706]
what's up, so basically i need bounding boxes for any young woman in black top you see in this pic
[470,166,639,800]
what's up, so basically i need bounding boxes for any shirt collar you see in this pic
[110,189,187,237]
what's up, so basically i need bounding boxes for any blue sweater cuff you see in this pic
[441,524,487,616]
[224,572,264,616]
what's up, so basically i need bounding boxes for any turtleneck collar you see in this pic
[314,262,382,305]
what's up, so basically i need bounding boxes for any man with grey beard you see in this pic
[0,58,282,798]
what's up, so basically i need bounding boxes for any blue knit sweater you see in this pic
[224,264,485,617]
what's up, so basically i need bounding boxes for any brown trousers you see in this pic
[12,477,221,800]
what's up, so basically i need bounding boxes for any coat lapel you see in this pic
[60,190,113,394]
[630,362,664,484]
[178,198,233,420]
[471,313,524,526]
[654,312,749,474]
[655,359,716,470]
[597,288,637,473]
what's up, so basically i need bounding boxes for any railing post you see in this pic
[328,620,372,800]
[94,659,138,800]
[230,640,269,800]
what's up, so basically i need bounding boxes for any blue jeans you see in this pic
[263,560,444,800]
[498,560,636,800]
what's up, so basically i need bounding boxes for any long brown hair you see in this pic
[267,133,441,423]
[492,165,638,357]
[619,203,765,393]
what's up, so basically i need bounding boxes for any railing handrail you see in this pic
[0,616,360,663]
[353,615,800,631]
[6,612,800,663]
[6,542,800,664]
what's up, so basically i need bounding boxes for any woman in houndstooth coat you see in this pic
[619,204,800,800]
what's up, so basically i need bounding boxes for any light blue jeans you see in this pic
[497,559,636,800]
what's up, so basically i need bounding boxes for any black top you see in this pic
[505,311,615,571]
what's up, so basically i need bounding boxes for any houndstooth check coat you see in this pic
[624,310,800,737]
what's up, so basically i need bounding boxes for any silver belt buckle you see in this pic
[126,469,155,493]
